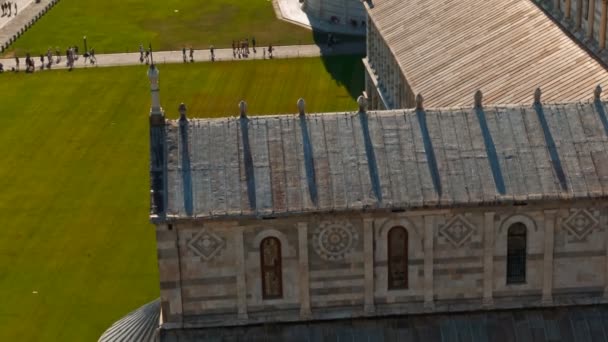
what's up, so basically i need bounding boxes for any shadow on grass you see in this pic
[308,29,365,102]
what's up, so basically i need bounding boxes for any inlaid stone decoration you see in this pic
[563,209,599,241]
[313,220,359,261]
[187,230,226,260]
[439,215,476,248]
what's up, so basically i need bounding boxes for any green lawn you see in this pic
[7,0,319,56]
[0,56,363,341]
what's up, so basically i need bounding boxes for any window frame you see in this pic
[506,223,527,285]
[260,237,283,300]
[387,226,409,290]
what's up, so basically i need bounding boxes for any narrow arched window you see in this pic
[260,237,282,299]
[388,226,408,289]
[506,223,527,284]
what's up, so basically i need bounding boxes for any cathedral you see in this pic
[99,0,608,340]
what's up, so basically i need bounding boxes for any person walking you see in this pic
[182,46,187,63]
[39,54,44,70]
[210,45,215,62]
[189,47,194,62]
[252,37,256,54]
[139,44,144,63]
[14,56,19,71]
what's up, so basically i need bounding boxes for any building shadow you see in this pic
[288,1,366,102]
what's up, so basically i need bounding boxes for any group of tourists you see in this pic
[1,1,17,17]
[139,44,152,64]
[232,38,256,59]
[5,44,96,74]
[181,46,195,63]
[232,38,274,59]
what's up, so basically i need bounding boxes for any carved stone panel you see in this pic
[313,220,359,261]
[562,209,599,241]
[187,230,226,260]
[439,215,476,248]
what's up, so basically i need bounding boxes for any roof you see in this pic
[98,299,160,342]
[365,0,608,107]
[161,95,608,219]
[160,304,608,341]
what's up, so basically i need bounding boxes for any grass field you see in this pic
[5,0,324,56]
[0,56,363,341]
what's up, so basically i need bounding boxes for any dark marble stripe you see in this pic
[416,109,442,196]
[359,112,383,202]
[554,250,605,258]
[240,117,256,210]
[300,115,318,205]
[179,119,193,216]
[311,286,364,296]
[534,103,568,191]
[475,107,506,194]
[182,276,236,287]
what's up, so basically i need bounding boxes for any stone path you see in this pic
[0,0,35,30]
[0,0,59,53]
[0,42,365,70]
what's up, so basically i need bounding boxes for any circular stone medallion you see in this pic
[313,220,359,261]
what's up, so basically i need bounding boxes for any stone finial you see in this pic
[179,103,187,122]
[534,87,542,105]
[239,100,247,118]
[357,95,368,113]
[415,93,424,110]
[595,85,602,101]
[297,98,306,116]
[474,90,483,108]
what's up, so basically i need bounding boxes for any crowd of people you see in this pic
[232,37,274,59]
[1,1,17,17]
[1,44,97,74]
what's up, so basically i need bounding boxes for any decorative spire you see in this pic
[147,64,163,117]
[595,85,602,101]
[239,100,247,118]
[534,87,542,105]
[297,98,306,116]
[415,93,424,110]
[474,90,483,108]
[179,103,187,123]
[357,95,368,113]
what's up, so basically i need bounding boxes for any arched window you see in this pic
[260,237,282,299]
[506,223,527,284]
[388,226,408,289]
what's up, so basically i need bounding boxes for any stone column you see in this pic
[588,0,597,38]
[297,222,312,318]
[234,226,248,320]
[542,210,557,304]
[156,224,183,327]
[566,0,572,18]
[604,209,608,299]
[601,0,608,48]
[554,0,560,11]
[423,215,434,309]
[482,212,495,307]
[363,218,375,313]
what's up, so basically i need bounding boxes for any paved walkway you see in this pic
[0,42,365,71]
[0,0,57,52]
[274,0,365,36]
[0,0,35,30]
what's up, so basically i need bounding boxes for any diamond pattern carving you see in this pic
[439,215,475,248]
[187,231,225,260]
[563,209,598,241]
